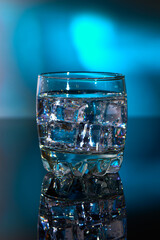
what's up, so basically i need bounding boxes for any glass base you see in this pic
[41,150,123,177]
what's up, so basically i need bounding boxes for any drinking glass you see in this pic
[36,72,127,177]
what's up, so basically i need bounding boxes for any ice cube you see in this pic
[77,100,107,124]
[50,99,64,122]
[37,98,51,123]
[99,126,112,150]
[121,99,127,124]
[75,123,91,151]
[46,121,77,150]
[90,124,101,149]
[105,102,122,125]
[113,125,126,147]
[77,102,95,123]
[63,99,81,122]
[64,108,78,122]
[77,104,88,122]
[93,100,107,124]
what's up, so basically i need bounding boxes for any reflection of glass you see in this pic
[36,72,127,177]
[38,173,127,239]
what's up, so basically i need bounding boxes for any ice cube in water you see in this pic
[36,91,127,175]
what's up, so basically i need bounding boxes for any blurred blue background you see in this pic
[0,0,160,239]
[0,0,160,117]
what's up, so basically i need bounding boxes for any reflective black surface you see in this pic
[38,173,127,239]
[0,118,160,239]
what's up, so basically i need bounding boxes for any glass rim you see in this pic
[38,71,125,81]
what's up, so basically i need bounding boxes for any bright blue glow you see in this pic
[71,13,160,73]
[71,13,160,117]
[70,13,116,71]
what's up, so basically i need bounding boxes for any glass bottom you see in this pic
[41,148,123,177]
